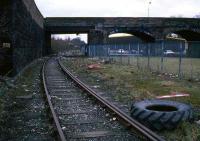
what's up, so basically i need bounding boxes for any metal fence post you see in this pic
[93,45,95,57]
[120,45,122,64]
[128,44,131,65]
[106,45,110,61]
[161,40,164,72]
[115,44,117,63]
[90,45,92,57]
[88,45,90,57]
[190,54,193,79]
[147,43,150,70]
[179,41,183,79]
[91,45,93,57]
[188,41,193,79]
[137,43,140,69]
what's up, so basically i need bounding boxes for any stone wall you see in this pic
[0,0,12,75]
[11,0,44,73]
[0,0,12,42]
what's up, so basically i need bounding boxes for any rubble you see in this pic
[87,64,101,70]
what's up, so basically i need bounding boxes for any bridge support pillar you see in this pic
[88,30,108,45]
[45,33,51,55]
[187,41,200,58]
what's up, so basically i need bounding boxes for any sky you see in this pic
[35,0,200,42]
[52,34,88,43]
[35,0,200,17]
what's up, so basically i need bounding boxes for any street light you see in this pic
[148,1,152,17]
[147,1,152,69]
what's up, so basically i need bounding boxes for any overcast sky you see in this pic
[35,0,200,42]
[35,0,200,17]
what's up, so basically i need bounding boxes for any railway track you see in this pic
[42,57,165,141]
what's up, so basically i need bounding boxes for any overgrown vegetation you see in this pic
[51,37,86,54]
[0,59,54,140]
[62,57,200,141]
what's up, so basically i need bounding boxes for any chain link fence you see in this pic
[86,40,200,80]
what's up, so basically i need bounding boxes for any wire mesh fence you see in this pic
[86,40,200,80]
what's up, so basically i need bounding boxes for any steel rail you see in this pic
[42,60,67,141]
[58,58,165,141]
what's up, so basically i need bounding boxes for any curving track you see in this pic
[42,57,165,141]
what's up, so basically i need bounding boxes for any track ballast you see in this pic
[42,57,165,141]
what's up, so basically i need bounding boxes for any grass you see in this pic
[112,56,200,79]
[62,57,200,141]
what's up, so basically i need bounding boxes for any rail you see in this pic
[42,59,67,141]
[58,58,165,141]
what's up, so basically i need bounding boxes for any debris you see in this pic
[101,59,111,64]
[156,92,190,99]
[93,85,100,89]
[113,117,117,121]
[24,89,30,92]
[51,96,62,100]
[22,85,27,87]
[62,127,66,130]
[161,81,174,87]
[0,76,16,88]
[195,120,200,126]
[16,95,33,99]
[87,64,101,70]
[106,113,109,117]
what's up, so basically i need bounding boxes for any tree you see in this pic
[51,37,86,54]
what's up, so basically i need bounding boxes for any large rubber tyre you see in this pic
[130,100,193,130]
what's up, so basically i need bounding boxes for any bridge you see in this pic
[45,17,200,54]
[0,0,200,74]
[45,17,200,42]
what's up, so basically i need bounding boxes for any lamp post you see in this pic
[148,1,152,17]
[147,1,152,70]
